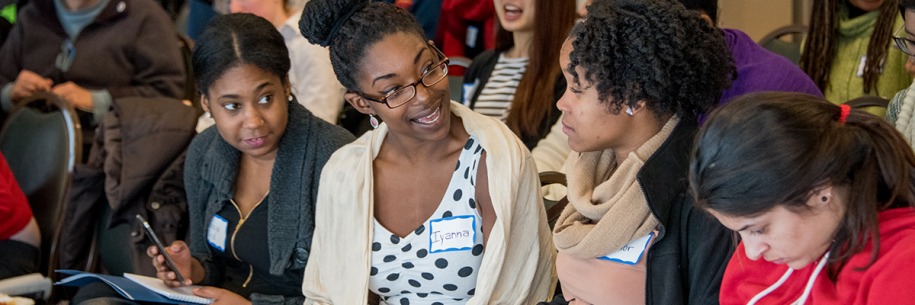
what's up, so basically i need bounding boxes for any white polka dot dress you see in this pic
[369,136,486,305]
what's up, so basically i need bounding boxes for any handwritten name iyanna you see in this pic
[431,230,471,245]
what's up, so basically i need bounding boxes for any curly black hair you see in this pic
[193,13,290,97]
[568,0,735,118]
[299,0,425,92]
[676,0,718,25]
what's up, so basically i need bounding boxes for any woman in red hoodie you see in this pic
[689,91,915,305]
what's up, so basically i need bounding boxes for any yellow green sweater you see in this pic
[823,6,911,117]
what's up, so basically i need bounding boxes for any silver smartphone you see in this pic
[136,214,187,284]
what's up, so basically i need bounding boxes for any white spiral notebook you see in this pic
[122,273,213,304]
[56,270,213,305]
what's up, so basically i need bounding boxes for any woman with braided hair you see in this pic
[691,92,915,304]
[297,0,554,304]
[802,0,910,113]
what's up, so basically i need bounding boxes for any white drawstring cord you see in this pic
[745,251,831,305]
[747,268,794,305]
[791,252,831,305]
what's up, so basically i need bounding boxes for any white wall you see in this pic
[718,0,809,42]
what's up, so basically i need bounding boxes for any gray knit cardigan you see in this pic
[184,100,354,305]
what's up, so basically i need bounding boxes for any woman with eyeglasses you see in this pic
[885,0,915,149]
[802,0,909,115]
[297,0,555,304]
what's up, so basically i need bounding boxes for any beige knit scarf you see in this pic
[553,116,679,259]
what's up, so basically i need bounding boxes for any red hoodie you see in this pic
[720,208,915,305]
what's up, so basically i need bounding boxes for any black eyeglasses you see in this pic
[356,44,450,109]
[893,25,915,57]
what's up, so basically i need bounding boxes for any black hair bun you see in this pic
[299,0,368,47]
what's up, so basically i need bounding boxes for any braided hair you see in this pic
[298,0,425,92]
[801,0,899,96]
[567,0,735,119]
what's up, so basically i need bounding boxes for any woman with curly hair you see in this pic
[297,0,555,304]
[802,0,909,111]
[461,0,576,150]
[544,0,735,304]
[690,92,915,304]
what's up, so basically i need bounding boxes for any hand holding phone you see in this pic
[138,214,190,286]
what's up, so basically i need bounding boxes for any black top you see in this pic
[463,49,565,150]
[211,195,303,299]
[638,117,733,305]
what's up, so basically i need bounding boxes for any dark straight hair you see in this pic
[902,0,915,18]
[494,0,576,138]
[192,13,290,97]
[689,91,915,281]
[801,0,899,96]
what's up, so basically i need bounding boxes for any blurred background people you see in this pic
[462,0,575,150]
[802,0,909,115]
[0,0,186,152]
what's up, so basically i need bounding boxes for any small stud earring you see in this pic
[369,114,380,129]
[822,196,828,202]
[288,95,293,101]
[626,107,634,116]
[205,112,211,118]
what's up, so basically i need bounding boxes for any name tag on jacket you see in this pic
[208,215,228,252]
[598,232,654,265]
[429,215,476,253]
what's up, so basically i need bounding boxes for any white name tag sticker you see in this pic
[466,25,479,48]
[207,215,228,252]
[429,215,476,253]
[462,81,477,106]
[598,232,654,265]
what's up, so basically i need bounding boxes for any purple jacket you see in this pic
[700,29,822,123]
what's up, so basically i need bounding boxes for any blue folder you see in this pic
[55,270,197,304]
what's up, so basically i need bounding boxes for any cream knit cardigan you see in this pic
[301,101,557,304]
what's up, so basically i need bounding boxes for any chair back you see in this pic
[448,56,472,104]
[539,171,568,228]
[758,25,808,65]
[0,93,81,275]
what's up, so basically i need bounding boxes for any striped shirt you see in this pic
[472,54,529,121]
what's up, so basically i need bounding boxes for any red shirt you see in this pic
[0,153,32,240]
[435,0,495,76]
[720,208,915,305]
